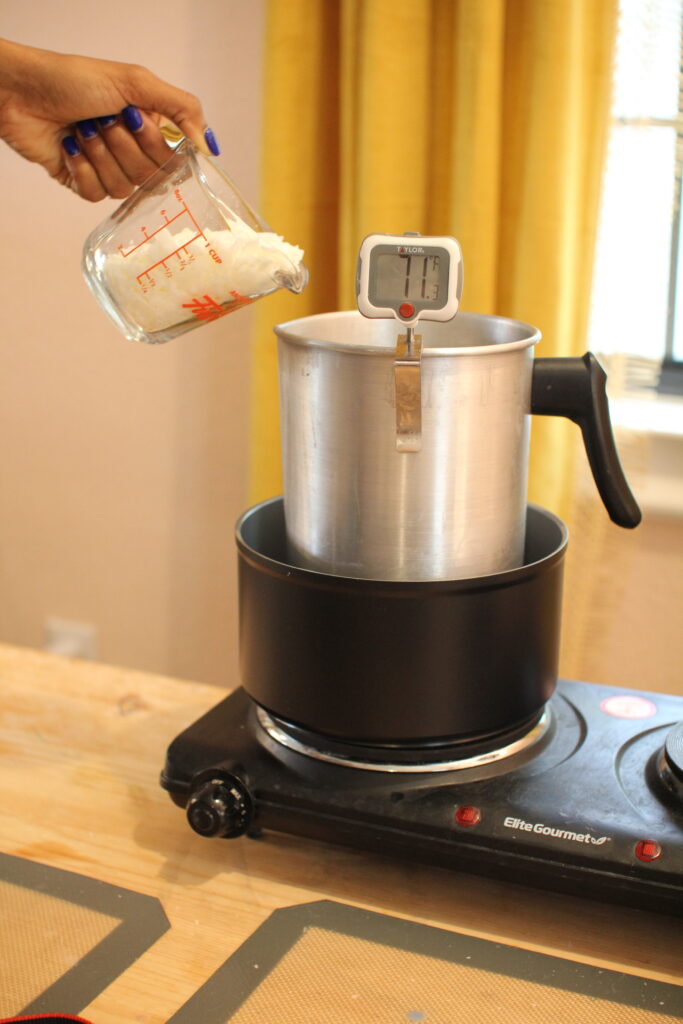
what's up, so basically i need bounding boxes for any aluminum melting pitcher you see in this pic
[276,233,639,581]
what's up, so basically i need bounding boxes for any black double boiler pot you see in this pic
[236,498,567,754]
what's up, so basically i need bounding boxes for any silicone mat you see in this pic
[0,852,169,1018]
[168,900,683,1024]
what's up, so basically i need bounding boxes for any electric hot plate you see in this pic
[161,678,683,916]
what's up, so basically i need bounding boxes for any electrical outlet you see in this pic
[44,617,98,660]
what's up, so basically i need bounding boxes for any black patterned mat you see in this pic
[0,852,169,1018]
[167,900,683,1024]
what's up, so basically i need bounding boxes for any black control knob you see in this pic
[660,722,683,803]
[186,775,252,838]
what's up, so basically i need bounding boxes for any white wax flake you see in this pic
[105,213,304,334]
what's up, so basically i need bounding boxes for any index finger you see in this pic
[118,65,219,156]
[118,105,176,165]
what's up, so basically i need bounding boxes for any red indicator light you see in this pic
[455,805,481,828]
[399,302,415,319]
[635,840,662,863]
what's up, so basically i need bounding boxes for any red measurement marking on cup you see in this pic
[117,189,213,293]
[181,291,254,323]
[118,191,205,258]
[182,295,227,321]
[135,235,203,291]
[227,290,253,310]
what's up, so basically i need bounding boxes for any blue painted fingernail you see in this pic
[61,135,80,157]
[204,127,220,156]
[77,118,99,139]
[122,105,143,132]
[98,114,118,128]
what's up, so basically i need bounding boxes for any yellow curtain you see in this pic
[249,0,617,511]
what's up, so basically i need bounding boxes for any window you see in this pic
[587,0,683,395]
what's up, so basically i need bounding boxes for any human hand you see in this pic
[0,38,220,201]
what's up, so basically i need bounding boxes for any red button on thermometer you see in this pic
[356,233,463,327]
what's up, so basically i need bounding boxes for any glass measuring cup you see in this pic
[82,139,307,344]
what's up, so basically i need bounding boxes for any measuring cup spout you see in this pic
[276,263,309,295]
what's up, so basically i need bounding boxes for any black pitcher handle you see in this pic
[531,353,641,528]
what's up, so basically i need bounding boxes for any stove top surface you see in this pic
[161,679,683,916]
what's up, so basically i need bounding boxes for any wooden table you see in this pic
[0,643,681,1023]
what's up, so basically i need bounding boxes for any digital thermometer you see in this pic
[356,233,463,326]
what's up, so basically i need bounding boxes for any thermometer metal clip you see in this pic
[356,232,463,452]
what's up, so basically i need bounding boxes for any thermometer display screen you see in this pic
[375,253,442,303]
[357,234,462,323]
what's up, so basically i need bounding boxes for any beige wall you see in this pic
[558,424,683,698]
[0,0,265,685]
[561,506,683,697]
